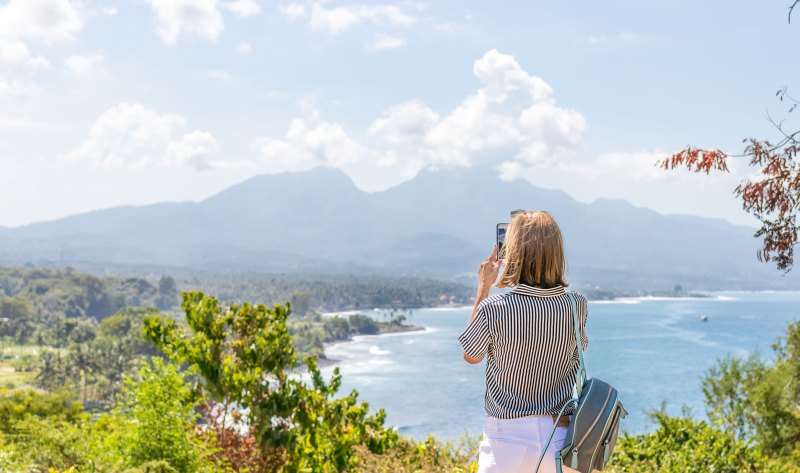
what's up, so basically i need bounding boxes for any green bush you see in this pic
[116,357,208,473]
[0,389,85,432]
[0,411,129,472]
[608,412,788,473]
[698,320,800,466]
[323,316,351,341]
[348,314,379,335]
[353,433,478,473]
[143,292,398,472]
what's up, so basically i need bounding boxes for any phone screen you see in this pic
[497,223,509,257]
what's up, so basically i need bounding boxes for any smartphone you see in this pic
[496,223,509,258]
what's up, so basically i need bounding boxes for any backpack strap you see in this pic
[567,291,587,396]
[534,398,577,473]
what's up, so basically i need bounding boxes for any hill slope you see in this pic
[0,166,793,290]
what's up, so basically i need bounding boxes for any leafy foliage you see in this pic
[143,292,399,472]
[660,137,799,271]
[701,353,763,440]
[659,39,799,271]
[0,267,179,346]
[352,434,479,473]
[0,389,84,433]
[34,307,158,407]
[173,271,471,312]
[743,320,800,460]
[608,412,788,473]
[117,357,206,473]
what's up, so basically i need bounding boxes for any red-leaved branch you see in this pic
[659,138,799,271]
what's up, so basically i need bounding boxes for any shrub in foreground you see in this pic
[607,412,792,473]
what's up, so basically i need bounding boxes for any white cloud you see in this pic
[497,161,524,181]
[63,51,104,76]
[103,7,119,17]
[367,34,406,50]
[235,41,252,55]
[61,103,222,170]
[164,131,219,170]
[0,0,83,43]
[255,118,392,172]
[560,151,669,181]
[28,55,50,69]
[282,1,416,34]
[145,0,262,45]
[279,2,306,21]
[0,38,50,70]
[223,0,261,18]
[0,77,37,97]
[145,0,224,46]
[370,49,585,169]
[0,0,79,70]
[369,99,439,144]
[251,50,585,177]
[0,39,29,63]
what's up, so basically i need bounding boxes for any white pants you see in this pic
[477,415,570,473]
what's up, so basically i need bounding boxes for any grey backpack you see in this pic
[535,292,627,473]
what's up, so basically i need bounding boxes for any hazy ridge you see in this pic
[1,166,794,291]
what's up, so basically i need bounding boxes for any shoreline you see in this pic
[311,289,798,366]
[319,290,797,315]
[315,323,426,368]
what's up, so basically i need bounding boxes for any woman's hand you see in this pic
[477,245,502,297]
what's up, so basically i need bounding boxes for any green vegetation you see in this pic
[175,271,471,312]
[609,412,783,473]
[0,266,447,405]
[289,312,422,361]
[143,292,398,472]
[1,264,799,472]
[0,291,478,472]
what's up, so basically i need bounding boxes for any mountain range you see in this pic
[1,166,795,291]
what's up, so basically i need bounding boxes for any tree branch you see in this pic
[791,0,799,23]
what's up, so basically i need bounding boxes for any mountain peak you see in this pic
[203,167,361,205]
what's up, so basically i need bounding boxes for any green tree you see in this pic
[35,351,68,392]
[143,292,397,472]
[608,412,786,473]
[0,389,84,431]
[701,354,763,440]
[118,357,205,473]
[696,320,800,467]
[746,320,800,460]
[323,316,350,341]
[290,291,313,317]
[157,277,178,311]
[0,296,35,342]
[81,274,113,318]
[348,314,379,335]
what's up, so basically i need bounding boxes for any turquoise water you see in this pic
[320,291,800,440]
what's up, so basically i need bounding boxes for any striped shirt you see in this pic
[458,284,589,419]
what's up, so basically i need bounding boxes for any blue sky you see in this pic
[0,0,798,227]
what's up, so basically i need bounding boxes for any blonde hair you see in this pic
[497,210,568,289]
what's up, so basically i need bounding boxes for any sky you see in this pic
[0,0,798,228]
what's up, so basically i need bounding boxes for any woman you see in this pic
[458,210,588,473]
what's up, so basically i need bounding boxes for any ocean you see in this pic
[320,291,800,441]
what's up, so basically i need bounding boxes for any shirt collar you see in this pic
[511,284,566,297]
